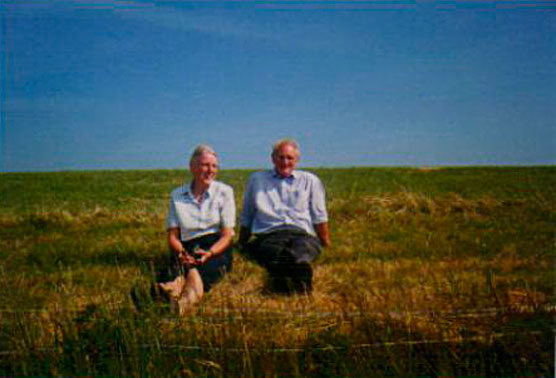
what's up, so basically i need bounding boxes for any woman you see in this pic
[158,144,235,314]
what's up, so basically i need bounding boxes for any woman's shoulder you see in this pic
[213,180,234,194]
[169,184,188,199]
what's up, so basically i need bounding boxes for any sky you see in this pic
[1,0,555,172]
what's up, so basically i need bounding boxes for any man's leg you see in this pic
[245,232,291,270]
[244,231,296,293]
[284,233,322,294]
[246,229,321,294]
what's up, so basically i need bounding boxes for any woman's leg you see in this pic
[159,268,204,315]
[176,268,204,315]
[158,275,186,298]
[187,233,232,292]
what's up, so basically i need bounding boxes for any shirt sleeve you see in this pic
[166,195,179,230]
[220,186,236,228]
[240,174,255,228]
[309,175,328,224]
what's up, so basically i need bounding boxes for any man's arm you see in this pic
[238,174,256,249]
[314,222,331,248]
[238,226,252,249]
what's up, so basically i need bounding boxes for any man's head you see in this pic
[189,144,219,187]
[272,139,300,178]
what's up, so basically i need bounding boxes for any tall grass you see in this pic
[1,167,554,375]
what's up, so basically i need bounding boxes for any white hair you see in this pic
[189,144,218,166]
[271,138,300,158]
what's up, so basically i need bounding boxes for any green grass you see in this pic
[1,166,554,376]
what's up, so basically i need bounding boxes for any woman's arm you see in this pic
[197,227,235,264]
[168,227,196,266]
[168,227,183,254]
[197,184,236,264]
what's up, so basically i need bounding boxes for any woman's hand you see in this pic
[194,249,213,265]
[177,248,197,267]
[177,248,213,267]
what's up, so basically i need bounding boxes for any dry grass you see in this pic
[0,167,554,376]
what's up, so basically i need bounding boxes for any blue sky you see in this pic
[1,0,555,172]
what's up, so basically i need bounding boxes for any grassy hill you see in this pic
[1,166,554,376]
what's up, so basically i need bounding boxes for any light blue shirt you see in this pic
[240,170,328,236]
[166,181,236,242]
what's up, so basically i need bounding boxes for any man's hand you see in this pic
[238,226,252,250]
[314,222,331,248]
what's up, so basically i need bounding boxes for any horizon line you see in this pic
[2,163,555,174]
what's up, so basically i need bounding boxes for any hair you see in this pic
[271,138,300,158]
[189,144,218,166]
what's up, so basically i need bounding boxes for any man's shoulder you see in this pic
[250,170,273,178]
[294,170,322,183]
[248,170,273,182]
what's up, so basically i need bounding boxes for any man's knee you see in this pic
[288,235,321,264]
[244,231,320,275]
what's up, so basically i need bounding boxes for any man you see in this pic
[239,139,331,294]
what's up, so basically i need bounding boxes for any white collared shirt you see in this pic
[166,181,236,242]
[240,170,328,236]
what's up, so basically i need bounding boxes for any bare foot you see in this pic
[158,275,186,299]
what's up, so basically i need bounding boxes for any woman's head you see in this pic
[189,144,219,188]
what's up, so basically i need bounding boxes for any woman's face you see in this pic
[190,152,218,187]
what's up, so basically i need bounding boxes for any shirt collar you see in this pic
[272,169,298,180]
[182,181,213,199]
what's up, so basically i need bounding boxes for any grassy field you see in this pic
[1,166,554,376]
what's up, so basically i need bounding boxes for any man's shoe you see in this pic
[293,262,313,294]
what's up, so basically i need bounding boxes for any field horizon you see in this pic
[1,166,554,376]
[2,163,555,175]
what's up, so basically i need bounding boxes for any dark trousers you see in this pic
[244,227,322,293]
[157,233,232,292]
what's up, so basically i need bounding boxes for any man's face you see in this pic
[190,152,218,187]
[272,144,298,178]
